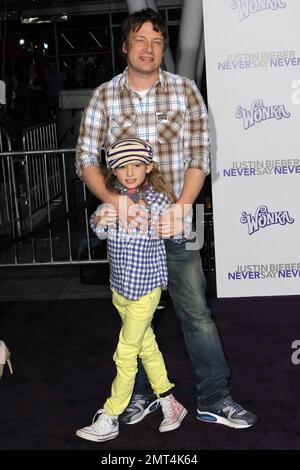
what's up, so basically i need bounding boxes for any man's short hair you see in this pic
[121,8,168,51]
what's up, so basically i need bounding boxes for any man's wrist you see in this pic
[176,198,193,208]
[105,192,119,208]
[175,199,193,217]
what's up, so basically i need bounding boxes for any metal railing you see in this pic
[0,137,215,271]
[0,148,107,266]
[0,126,12,153]
[0,127,21,237]
[22,120,58,151]
[21,121,62,220]
[0,122,62,237]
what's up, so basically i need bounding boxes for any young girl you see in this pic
[76,137,190,443]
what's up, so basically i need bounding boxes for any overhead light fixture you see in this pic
[21,13,68,24]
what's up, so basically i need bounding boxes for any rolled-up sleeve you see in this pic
[184,81,210,175]
[75,87,108,179]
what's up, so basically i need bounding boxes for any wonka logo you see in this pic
[240,205,294,235]
[235,99,290,130]
[231,0,286,21]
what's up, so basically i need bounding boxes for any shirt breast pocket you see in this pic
[110,114,137,140]
[157,111,184,144]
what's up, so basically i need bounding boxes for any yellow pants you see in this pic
[104,287,174,416]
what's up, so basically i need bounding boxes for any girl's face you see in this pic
[113,162,153,189]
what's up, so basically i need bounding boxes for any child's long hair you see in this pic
[102,162,177,203]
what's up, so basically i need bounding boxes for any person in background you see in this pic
[45,61,65,117]
[26,63,50,123]
[75,8,257,430]
[64,63,87,89]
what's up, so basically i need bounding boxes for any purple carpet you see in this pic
[0,295,300,450]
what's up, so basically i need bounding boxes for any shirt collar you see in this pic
[118,67,166,93]
[113,179,153,202]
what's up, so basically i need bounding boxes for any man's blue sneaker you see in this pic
[119,394,160,425]
[197,398,257,429]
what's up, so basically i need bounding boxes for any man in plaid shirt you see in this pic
[75,8,257,429]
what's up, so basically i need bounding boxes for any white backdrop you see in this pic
[202,0,300,297]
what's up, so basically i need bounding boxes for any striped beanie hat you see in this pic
[106,137,153,169]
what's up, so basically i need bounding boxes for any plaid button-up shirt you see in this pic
[90,185,192,301]
[75,68,210,198]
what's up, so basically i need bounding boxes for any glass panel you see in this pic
[61,56,112,88]
[57,19,112,88]
[112,26,126,77]
[7,27,56,58]
[57,27,110,56]
[111,11,128,25]
[167,8,182,21]
[167,25,180,59]
[62,14,110,28]
[19,23,54,34]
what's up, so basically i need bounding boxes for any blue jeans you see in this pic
[133,240,230,407]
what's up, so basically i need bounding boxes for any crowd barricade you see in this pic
[0,148,107,266]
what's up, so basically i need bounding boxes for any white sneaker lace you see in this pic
[89,409,117,432]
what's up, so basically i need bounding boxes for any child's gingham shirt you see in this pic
[90,186,192,301]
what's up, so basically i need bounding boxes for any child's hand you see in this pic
[127,203,149,233]
[94,204,118,227]
[156,204,190,238]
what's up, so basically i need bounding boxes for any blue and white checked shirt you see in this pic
[90,186,192,301]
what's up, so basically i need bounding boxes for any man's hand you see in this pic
[156,204,189,238]
[156,204,184,238]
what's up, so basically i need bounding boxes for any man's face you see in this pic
[122,21,164,77]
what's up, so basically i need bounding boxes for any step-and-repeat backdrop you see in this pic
[202,0,300,297]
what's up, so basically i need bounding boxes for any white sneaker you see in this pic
[159,394,187,433]
[76,409,119,442]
